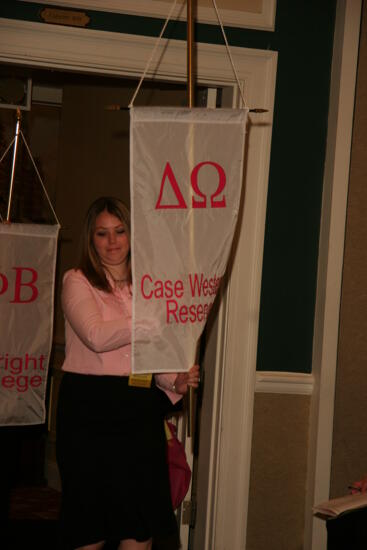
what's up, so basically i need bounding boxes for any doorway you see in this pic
[0,63,215,548]
[0,19,276,548]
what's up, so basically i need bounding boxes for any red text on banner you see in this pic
[0,267,39,303]
[1,353,46,393]
[140,272,221,324]
[155,161,227,210]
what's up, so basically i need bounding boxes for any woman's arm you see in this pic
[62,270,131,353]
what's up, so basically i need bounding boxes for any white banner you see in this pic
[130,107,247,373]
[0,223,59,425]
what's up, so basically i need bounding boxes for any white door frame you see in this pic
[0,17,277,547]
[304,2,362,549]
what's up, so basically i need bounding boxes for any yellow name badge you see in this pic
[128,373,153,388]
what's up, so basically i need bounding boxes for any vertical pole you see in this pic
[187,0,195,438]
[6,109,22,222]
[187,0,194,109]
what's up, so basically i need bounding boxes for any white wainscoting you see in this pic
[256,371,314,395]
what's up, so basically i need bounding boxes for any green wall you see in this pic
[0,0,337,372]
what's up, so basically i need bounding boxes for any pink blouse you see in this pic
[61,269,181,404]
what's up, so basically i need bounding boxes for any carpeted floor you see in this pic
[4,485,177,549]
[4,485,62,549]
[4,485,128,549]
[9,485,61,521]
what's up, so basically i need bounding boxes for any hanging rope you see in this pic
[0,137,15,222]
[20,131,61,226]
[129,0,179,108]
[211,0,248,109]
[0,137,15,165]
[129,0,249,109]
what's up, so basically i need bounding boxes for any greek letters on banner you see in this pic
[0,223,59,425]
[130,107,248,373]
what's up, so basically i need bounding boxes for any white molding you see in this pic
[213,53,277,550]
[19,0,277,31]
[0,18,275,94]
[0,19,277,549]
[256,371,314,395]
[304,2,363,550]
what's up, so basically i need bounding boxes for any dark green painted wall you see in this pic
[0,0,337,372]
[257,2,336,373]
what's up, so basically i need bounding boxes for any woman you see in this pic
[56,197,199,550]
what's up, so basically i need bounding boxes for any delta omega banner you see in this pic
[130,107,248,373]
[0,223,59,425]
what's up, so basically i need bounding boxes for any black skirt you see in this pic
[56,372,180,549]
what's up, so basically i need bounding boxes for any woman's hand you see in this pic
[350,475,367,494]
[174,364,200,395]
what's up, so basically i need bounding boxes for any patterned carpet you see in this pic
[9,485,61,521]
[5,486,175,549]
[4,485,62,549]
[5,485,122,549]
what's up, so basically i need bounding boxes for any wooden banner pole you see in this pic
[187,0,194,109]
[6,108,22,222]
[187,0,195,439]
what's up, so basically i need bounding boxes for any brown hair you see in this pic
[78,196,131,292]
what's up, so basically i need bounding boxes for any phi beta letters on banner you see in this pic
[130,107,248,374]
[0,223,59,425]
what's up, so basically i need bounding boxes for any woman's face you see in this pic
[92,210,130,268]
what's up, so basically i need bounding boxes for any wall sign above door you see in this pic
[40,7,90,28]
